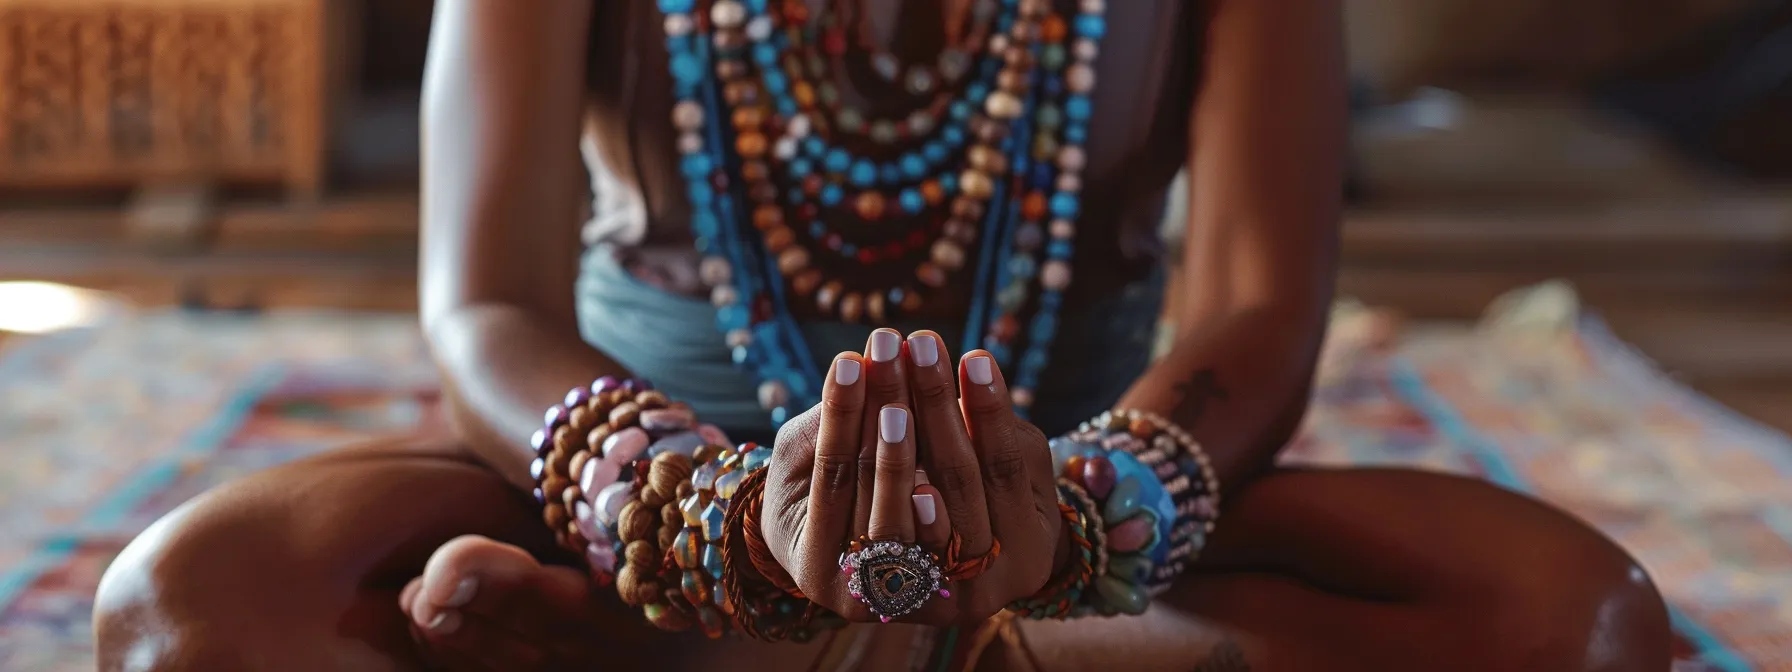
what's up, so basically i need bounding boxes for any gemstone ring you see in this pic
[839,539,949,622]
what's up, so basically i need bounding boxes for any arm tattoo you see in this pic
[1191,639,1250,672]
[1172,369,1228,424]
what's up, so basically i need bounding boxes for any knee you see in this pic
[1451,481,1671,671]
[94,499,234,669]
[93,485,412,671]
[94,494,302,670]
[94,442,533,671]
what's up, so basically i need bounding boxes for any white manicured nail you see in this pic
[834,358,861,385]
[966,356,993,385]
[909,334,939,367]
[915,469,929,485]
[426,610,462,634]
[913,494,937,525]
[444,577,477,607]
[870,330,901,362]
[880,406,907,443]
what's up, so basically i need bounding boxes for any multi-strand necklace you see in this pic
[659,0,1107,427]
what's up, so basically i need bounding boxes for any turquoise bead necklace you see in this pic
[761,0,1008,249]
[659,0,1107,428]
[757,0,1008,270]
[835,0,999,99]
[789,0,999,146]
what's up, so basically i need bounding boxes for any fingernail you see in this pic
[914,469,929,485]
[444,577,477,607]
[426,610,462,634]
[870,330,901,362]
[834,357,861,385]
[909,334,939,367]
[967,356,994,385]
[880,406,907,443]
[913,494,937,525]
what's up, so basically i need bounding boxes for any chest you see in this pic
[580,0,1201,219]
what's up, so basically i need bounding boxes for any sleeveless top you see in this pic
[573,0,1205,440]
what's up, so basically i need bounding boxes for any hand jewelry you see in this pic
[839,539,949,622]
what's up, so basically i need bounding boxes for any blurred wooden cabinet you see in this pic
[0,0,358,198]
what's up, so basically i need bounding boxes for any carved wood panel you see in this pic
[0,1,331,196]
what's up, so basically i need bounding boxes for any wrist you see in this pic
[1050,513,1074,578]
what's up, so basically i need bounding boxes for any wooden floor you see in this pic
[1,189,1788,432]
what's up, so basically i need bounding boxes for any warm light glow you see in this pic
[0,282,114,334]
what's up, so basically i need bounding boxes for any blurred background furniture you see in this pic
[0,0,360,198]
[0,0,1785,426]
[0,0,413,310]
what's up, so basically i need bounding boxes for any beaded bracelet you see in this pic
[533,379,847,641]
[720,466,846,642]
[531,377,648,575]
[595,430,749,635]
[530,377,745,631]
[1005,481,1094,619]
[616,451,718,633]
[1106,409,1221,588]
[1044,409,1221,615]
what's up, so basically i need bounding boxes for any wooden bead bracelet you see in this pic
[530,377,739,628]
[531,378,844,641]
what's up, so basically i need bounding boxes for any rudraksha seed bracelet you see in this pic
[531,378,734,629]
[531,377,839,640]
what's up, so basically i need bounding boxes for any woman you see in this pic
[93,0,1670,669]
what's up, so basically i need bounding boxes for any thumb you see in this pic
[420,535,594,636]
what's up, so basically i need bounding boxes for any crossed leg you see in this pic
[1016,468,1668,671]
[94,436,1666,671]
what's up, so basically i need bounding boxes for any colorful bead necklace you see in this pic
[660,0,1106,427]
[762,0,1008,233]
[838,0,998,100]
[728,0,1039,326]
[799,0,998,145]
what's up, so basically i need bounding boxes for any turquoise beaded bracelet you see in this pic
[1047,409,1221,615]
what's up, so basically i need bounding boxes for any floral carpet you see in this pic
[0,300,1784,670]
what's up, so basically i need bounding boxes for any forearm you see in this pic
[1113,302,1325,497]
[427,303,631,489]
[1112,0,1342,499]
[417,0,601,487]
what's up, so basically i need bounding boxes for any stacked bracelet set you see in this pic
[531,378,1222,638]
[531,376,836,641]
[1038,409,1222,616]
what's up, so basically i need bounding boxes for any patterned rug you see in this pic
[0,299,1785,670]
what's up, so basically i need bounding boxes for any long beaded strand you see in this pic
[660,0,1105,427]
[982,0,1103,411]
[734,1,1041,324]
[670,0,826,424]
[800,0,998,145]
[756,0,1013,281]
